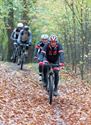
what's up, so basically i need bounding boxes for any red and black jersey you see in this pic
[41,42,64,63]
[46,44,60,63]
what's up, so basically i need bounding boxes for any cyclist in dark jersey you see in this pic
[34,34,49,81]
[17,25,32,64]
[10,23,24,62]
[39,35,64,96]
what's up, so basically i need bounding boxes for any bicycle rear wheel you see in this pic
[20,59,23,70]
[48,75,54,104]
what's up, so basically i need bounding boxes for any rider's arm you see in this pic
[34,42,40,57]
[10,29,17,41]
[39,44,48,62]
[58,43,64,63]
[17,30,22,44]
[28,32,32,45]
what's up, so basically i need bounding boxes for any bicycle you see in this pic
[18,43,29,70]
[45,63,59,105]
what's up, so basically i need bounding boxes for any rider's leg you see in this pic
[25,46,29,57]
[42,65,48,87]
[17,45,22,65]
[53,70,59,96]
[11,42,17,62]
[38,64,43,81]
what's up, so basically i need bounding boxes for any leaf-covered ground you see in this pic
[0,62,91,125]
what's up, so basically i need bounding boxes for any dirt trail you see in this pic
[0,62,91,125]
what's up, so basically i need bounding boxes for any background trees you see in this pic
[0,0,91,81]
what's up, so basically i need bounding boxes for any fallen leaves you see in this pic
[0,62,91,125]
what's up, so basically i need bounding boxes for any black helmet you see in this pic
[24,25,29,31]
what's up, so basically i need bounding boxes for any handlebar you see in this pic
[19,43,29,47]
[44,63,59,67]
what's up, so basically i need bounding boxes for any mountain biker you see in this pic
[18,25,32,45]
[34,34,49,81]
[10,23,24,62]
[39,35,64,96]
[11,23,24,41]
[17,25,32,64]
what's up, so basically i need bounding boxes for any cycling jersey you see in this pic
[40,42,64,64]
[18,29,32,45]
[10,28,22,41]
[34,41,46,57]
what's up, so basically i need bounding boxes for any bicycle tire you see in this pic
[20,60,23,70]
[12,56,16,63]
[11,50,17,63]
[20,54,24,70]
[13,50,18,63]
[48,74,54,104]
[15,47,19,64]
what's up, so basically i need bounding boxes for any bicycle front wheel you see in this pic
[20,54,24,70]
[20,59,23,70]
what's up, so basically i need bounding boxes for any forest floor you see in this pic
[0,61,91,125]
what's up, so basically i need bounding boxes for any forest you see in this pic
[0,0,91,80]
[0,0,91,124]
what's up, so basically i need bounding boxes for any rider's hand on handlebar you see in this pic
[19,43,29,47]
[43,60,48,65]
[34,56,38,62]
[26,44,29,47]
[29,43,32,46]
[34,56,37,60]
[39,61,44,65]
[59,63,64,69]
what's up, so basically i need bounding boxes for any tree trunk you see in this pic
[80,0,85,80]
[4,1,14,61]
[22,0,30,25]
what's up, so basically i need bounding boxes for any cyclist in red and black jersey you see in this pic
[39,35,64,96]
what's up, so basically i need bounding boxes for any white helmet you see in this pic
[41,34,49,39]
[17,23,23,28]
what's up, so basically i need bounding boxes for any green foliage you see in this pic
[0,0,91,78]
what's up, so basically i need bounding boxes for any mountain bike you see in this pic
[45,63,59,105]
[19,44,29,70]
